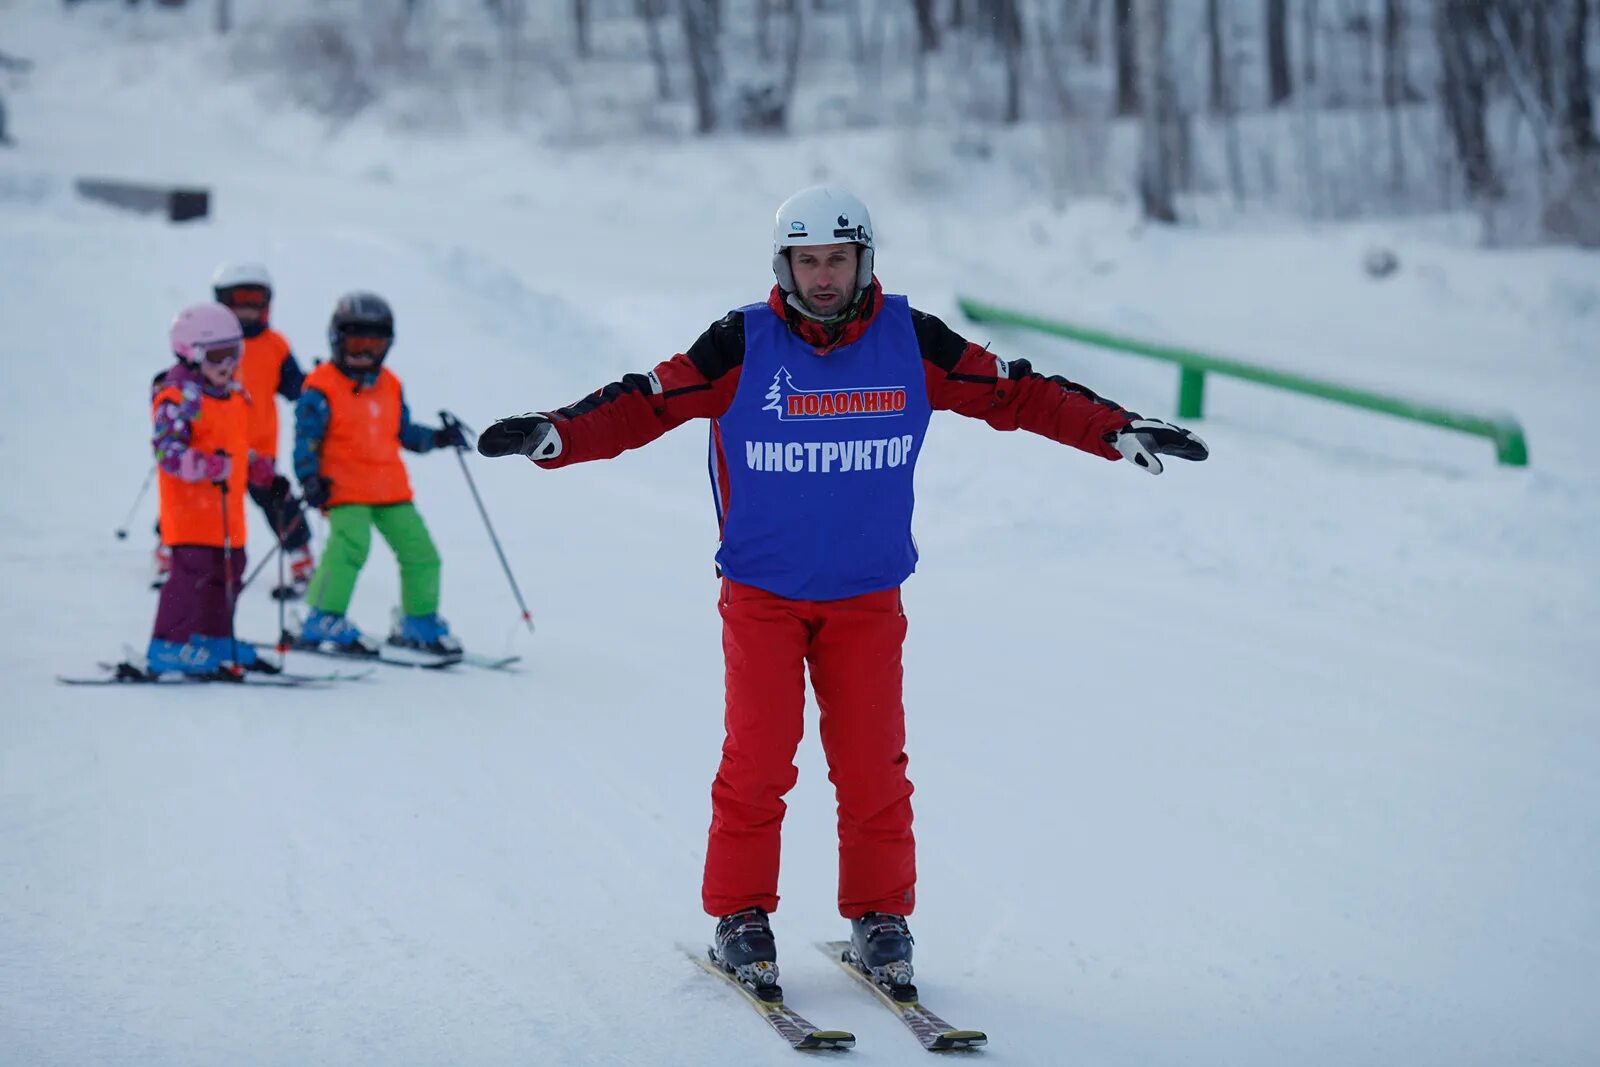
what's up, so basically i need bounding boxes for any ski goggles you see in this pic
[199,342,242,365]
[220,286,271,309]
[340,335,391,356]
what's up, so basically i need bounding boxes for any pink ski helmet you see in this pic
[169,302,243,365]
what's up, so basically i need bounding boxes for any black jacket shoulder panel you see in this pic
[685,310,747,381]
[910,307,971,372]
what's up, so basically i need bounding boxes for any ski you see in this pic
[257,633,520,673]
[252,638,456,671]
[57,660,344,688]
[685,944,854,1052]
[818,942,986,1052]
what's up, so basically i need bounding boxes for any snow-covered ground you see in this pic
[2,7,1598,1066]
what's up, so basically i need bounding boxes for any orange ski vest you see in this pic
[304,362,414,508]
[153,383,250,549]
[237,328,292,460]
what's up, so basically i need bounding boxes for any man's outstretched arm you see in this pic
[479,312,746,466]
[913,308,1207,471]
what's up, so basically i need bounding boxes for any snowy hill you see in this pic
[2,8,1598,1066]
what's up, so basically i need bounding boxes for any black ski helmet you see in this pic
[327,291,395,368]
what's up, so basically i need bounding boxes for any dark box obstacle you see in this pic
[74,178,210,222]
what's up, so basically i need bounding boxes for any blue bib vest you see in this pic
[710,295,932,601]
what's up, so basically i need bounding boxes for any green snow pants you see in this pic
[306,502,441,618]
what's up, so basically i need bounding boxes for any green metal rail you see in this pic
[957,296,1529,467]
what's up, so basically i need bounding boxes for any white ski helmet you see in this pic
[771,185,874,294]
[211,261,273,298]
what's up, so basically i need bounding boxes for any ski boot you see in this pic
[296,609,380,656]
[145,637,231,678]
[272,547,316,601]
[388,610,462,657]
[710,907,781,1001]
[199,635,280,674]
[152,542,171,590]
[847,912,916,1000]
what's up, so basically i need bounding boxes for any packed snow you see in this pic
[2,6,1597,1066]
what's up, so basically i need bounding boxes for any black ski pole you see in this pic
[440,410,535,633]
[115,463,157,539]
[239,506,307,595]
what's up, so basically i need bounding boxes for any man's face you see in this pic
[789,243,859,316]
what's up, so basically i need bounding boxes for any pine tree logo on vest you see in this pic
[762,368,908,421]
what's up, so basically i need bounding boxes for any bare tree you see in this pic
[910,0,939,53]
[1115,0,1139,115]
[1266,0,1291,105]
[1558,0,1597,158]
[1035,3,1076,115]
[998,0,1024,123]
[638,0,672,100]
[1435,0,1500,201]
[681,0,723,133]
[1078,0,1105,62]
[1206,0,1227,113]
[1300,0,1319,89]
[1135,0,1178,221]
[573,0,590,58]
[1382,0,1418,105]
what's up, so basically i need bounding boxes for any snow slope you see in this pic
[2,9,1598,1066]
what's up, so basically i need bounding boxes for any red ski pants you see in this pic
[702,579,916,920]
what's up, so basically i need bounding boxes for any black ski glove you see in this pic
[267,474,293,503]
[1106,418,1210,476]
[301,474,333,509]
[478,413,563,461]
[433,424,468,450]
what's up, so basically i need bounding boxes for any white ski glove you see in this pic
[1108,418,1209,475]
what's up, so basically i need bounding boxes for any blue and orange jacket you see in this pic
[294,361,443,508]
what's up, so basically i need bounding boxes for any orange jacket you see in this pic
[152,382,250,548]
[302,362,414,507]
[237,328,294,460]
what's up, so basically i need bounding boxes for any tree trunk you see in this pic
[1206,0,1228,113]
[1536,1,1559,111]
[1300,0,1318,87]
[1266,0,1291,105]
[1076,0,1104,62]
[781,1,805,106]
[1135,0,1178,221]
[911,0,939,52]
[1560,0,1597,156]
[1115,0,1139,115]
[1382,0,1415,105]
[1435,0,1500,200]
[572,0,589,57]
[639,0,671,100]
[1000,0,1024,123]
[681,0,723,134]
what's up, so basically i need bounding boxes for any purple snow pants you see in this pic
[151,545,246,643]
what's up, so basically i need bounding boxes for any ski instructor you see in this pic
[477,186,1208,996]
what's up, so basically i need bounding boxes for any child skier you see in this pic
[146,302,272,675]
[211,261,316,598]
[292,291,468,656]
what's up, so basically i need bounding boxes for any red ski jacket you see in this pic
[536,280,1136,479]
